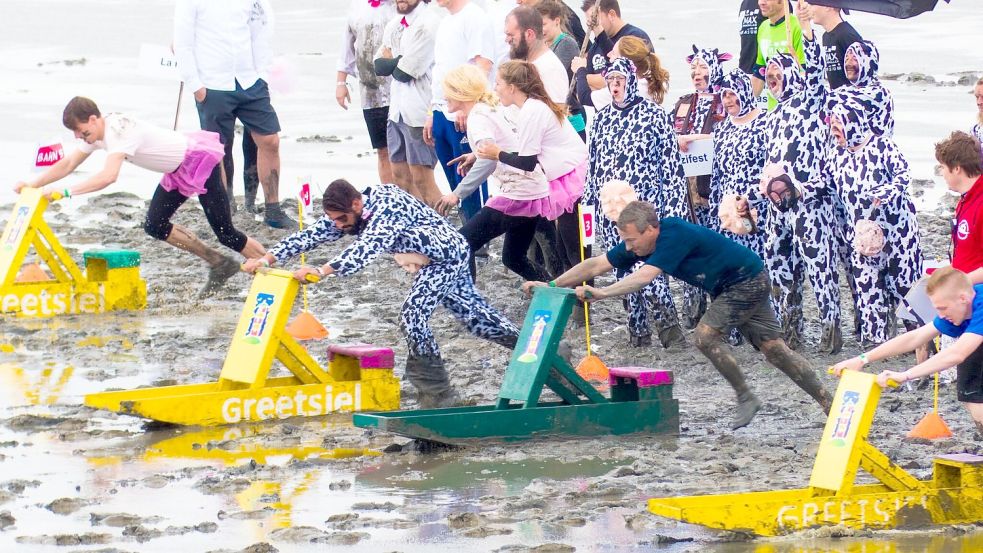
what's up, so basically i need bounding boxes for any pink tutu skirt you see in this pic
[160,130,225,197]
[486,161,586,221]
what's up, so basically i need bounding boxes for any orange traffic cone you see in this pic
[286,311,329,341]
[907,372,953,440]
[16,262,51,283]
[908,412,952,440]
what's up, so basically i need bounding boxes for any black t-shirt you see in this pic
[822,21,863,89]
[738,0,765,74]
[610,23,651,49]
[563,6,587,46]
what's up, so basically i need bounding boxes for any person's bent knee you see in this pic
[144,218,172,242]
[693,324,722,353]
[217,229,248,253]
[251,131,279,151]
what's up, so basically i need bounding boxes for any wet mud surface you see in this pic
[1,185,981,552]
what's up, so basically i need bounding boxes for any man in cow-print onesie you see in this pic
[762,34,842,354]
[830,40,895,138]
[673,45,729,329]
[583,57,690,348]
[828,102,922,346]
[245,179,520,408]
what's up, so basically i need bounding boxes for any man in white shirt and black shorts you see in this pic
[374,0,441,206]
[173,0,294,229]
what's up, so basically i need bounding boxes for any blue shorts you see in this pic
[195,79,281,141]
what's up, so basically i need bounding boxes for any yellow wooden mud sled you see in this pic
[1,188,146,318]
[648,370,983,536]
[85,267,401,425]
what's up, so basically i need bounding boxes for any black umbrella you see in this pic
[807,0,950,18]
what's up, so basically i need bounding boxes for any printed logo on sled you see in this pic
[244,293,275,344]
[829,390,860,447]
[3,207,30,250]
[517,310,552,363]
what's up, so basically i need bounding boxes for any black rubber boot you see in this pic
[243,165,261,214]
[658,325,688,349]
[629,333,652,348]
[818,323,843,355]
[263,202,297,230]
[405,354,460,409]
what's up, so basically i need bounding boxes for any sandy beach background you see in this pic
[1,1,982,552]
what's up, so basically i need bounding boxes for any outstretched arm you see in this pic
[832,322,939,374]
[14,149,90,192]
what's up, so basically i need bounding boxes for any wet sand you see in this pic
[1,182,981,551]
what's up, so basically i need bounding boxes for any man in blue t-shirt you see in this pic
[522,201,832,430]
[834,266,983,434]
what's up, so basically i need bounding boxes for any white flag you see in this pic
[579,203,595,246]
[299,180,314,217]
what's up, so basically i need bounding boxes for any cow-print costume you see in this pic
[824,40,894,333]
[712,69,770,260]
[829,103,922,345]
[677,46,730,327]
[763,38,842,353]
[268,184,520,359]
[584,58,690,344]
[828,41,895,138]
[973,123,983,146]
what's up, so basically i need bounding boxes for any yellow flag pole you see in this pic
[298,192,308,313]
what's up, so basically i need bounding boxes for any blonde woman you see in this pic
[435,64,552,282]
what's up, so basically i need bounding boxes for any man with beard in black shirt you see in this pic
[808,2,863,89]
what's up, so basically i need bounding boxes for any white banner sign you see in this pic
[681,138,714,178]
[138,43,180,81]
[579,204,595,246]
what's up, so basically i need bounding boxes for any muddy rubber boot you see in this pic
[243,165,262,214]
[405,354,460,409]
[263,202,297,230]
[818,324,843,355]
[629,332,652,348]
[658,325,688,350]
[732,391,763,430]
[682,289,707,330]
[197,256,241,298]
[556,340,574,367]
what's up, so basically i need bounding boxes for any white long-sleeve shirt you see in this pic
[337,0,395,109]
[173,0,274,93]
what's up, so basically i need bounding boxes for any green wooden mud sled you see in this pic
[353,287,679,443]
